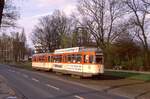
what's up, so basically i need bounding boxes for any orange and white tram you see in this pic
[32,47,104,77]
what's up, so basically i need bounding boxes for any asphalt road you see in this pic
[0,64,128,99]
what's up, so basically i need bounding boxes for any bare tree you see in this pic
[10,30,27,62]
[0,31,27,63]
[124,0,150,66]
[71,27,93,47]
[52,10,72,48]
[0,0,5,26]
[142,0,150,6]
[18,28,27,61]
[0,0,19,29]
[77,0,125,66]
[78,0,125,49]
[32,10,71,52]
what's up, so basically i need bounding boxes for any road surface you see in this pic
[0,64,128,99]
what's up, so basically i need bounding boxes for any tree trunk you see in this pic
[144,49,149,70]
[141,26,149,69]
[0,0,5,27]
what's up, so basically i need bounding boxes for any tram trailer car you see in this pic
[32,53,53,71]
[32,47,104,77]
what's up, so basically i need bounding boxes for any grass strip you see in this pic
[105,71,150,81]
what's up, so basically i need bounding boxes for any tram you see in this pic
[32,47,104,77]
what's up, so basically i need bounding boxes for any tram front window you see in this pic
[96,55,103,64]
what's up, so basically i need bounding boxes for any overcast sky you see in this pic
[14,0,77,47]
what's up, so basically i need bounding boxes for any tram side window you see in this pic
[51,56,54,62]
[59,55,62,63]
[37,57,39,62]
[53,56,56,62]
[43,56,45,62]
[71,54,76,63]
[48,56,51,62]
[55,55,62,63]
[64,56,67,63]
[53,56,56,63]
[67,55,71,63]
[77,54,81,63]
[42,56,45,62]
[34,57,37,62]
[89,55,94,63]
[39,56,42,62]
[35,57,37,62]
[60,55,62,62]
[32,57,34,62]
[39,56,44,62]
[39,56,41,62]
[84,55,89,63]
[41,56,43,62]
[66,54,82,63]
[96,55,103,64]
[32,57,35,62]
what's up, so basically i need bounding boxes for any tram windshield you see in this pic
[95,54,103,64]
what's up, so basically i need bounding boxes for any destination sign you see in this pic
[54,47,80,54]
[54,47,101,54]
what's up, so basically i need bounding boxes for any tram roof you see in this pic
[54,47,102,54]
[32,53,52,56]
[33,47,102,56]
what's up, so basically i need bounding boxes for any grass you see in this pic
[105,71,150,81]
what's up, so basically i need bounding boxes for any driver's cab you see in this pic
[95,53,104,64]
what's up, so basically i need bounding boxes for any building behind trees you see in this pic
[0,32,31,63]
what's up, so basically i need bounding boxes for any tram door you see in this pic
[83,54,91,73]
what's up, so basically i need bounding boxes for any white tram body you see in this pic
[32,47,104,77]
[32,53,53,71]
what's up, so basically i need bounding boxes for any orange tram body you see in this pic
[32,47,104,77]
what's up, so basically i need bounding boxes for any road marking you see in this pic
[22,74,28,78]
[74,95,85,99]
[8,69,13,72]
[11,70,15,72]
[16,71,20,74]
[46,84,60,90]
[32,78,39,82]
[7,96,17,99]
[8,69,11,72]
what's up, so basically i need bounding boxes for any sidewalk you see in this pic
[0,75,18,99]
[65,75,150,99]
